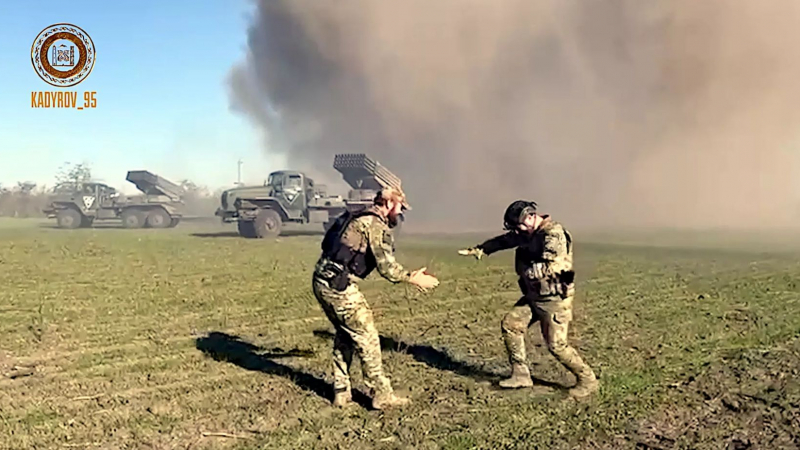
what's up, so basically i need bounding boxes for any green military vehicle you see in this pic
[43,170,185,229]
[215,153,404,238]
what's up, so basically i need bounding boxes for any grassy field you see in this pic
[1,218,799,449]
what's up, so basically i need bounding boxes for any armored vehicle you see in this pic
[215,153,404,238]
[43,170,185,229]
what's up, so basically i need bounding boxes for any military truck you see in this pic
[43,170,185,229]
[215,153,404,238]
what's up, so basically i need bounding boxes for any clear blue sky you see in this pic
[0,0,284,193]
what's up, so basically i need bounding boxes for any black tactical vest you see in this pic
[319,209,383,285]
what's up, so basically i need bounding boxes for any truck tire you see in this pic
[146,208,170,229]
[168,218,180,228]
[56,208,82,229]
[80,215,94,228]
[121,209,146,228]
[253,209,282,238]
[237,220,256,238]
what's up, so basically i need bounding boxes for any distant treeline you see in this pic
[0,183,48,218]
[179,184,226,218]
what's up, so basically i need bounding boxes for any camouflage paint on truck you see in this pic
[216,154,404,239]
[43,170,185,229]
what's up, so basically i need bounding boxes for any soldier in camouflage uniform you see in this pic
[312,187,440,409]
[459,200,598,398]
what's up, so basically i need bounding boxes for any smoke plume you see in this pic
[228,0,800,231]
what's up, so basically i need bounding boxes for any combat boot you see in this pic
[568,371,598,398]
[372,392,411,410]
[499,363,534,389]
[332,387,352,408]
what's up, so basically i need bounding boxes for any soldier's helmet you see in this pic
[503,200,537,231]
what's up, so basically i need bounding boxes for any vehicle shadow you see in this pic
[312,329,564,390]
[37,223,128,229]
[38,222,193,230]
[194,331,372,408]
[190,229,324,238]
[189,231,240,238]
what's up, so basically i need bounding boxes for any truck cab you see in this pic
[267,171,305,210]
[266,170,339,215]
[216,170,339,223]
[45,181,120,220]
[240,170,323,221]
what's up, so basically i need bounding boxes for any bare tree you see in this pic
[54,162,92,189]
[178,179,218,217]
[0,162,92,218]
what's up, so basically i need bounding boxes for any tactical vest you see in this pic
[516,222,575,299]
[513,227,573,274]
[317,209,383,289]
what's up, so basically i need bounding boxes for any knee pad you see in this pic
[501,314,526,333]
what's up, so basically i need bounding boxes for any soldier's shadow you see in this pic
[195,331,372,408]
[312,329,563,390]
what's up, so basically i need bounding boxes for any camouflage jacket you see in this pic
[315,207,411,289]
[476,216,574,297]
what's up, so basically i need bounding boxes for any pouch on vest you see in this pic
[520,270,574,299]
[519,276,556,299]
[555,270,575,298]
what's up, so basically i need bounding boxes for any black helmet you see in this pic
[503,200,537,231]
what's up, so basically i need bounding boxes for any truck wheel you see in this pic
[56,209,82,229]
[168,218,180,228]
[121,209,146,228]
[80,215,94,228]
[237,220,256,238]
[146,208,170,229]
[254,209,282,238]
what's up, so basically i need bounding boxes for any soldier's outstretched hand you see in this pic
[409,267,439,292]
[458,247,484,260]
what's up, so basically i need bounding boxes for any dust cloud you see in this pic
[227,0,800,232]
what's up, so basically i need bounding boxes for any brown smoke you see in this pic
[228,0,800,232]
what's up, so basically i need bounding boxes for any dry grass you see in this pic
[1,218,799,449]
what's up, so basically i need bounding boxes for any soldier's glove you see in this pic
[525,263,548,280]
[457,247,485,260]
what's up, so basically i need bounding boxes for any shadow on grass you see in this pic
[190,229,324,239]
[38,223,128,229]
[190,231,240,238]
[312,329,564,390]
[195,331,372,408]
[38,222,201,230]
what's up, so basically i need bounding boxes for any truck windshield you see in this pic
[287,175,302,188]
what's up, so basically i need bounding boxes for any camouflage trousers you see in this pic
[311,275,393,398]
[501,294,595,380]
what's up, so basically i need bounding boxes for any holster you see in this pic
[317,261,350,291]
